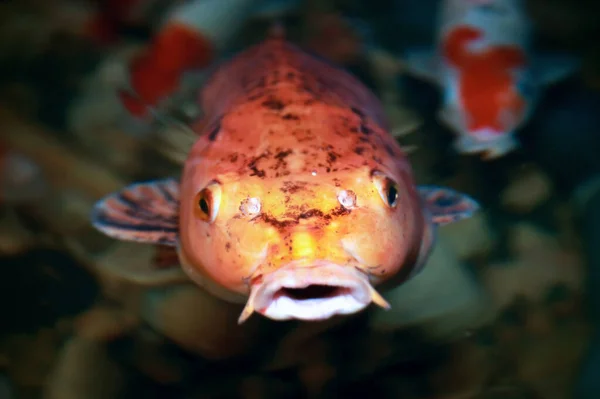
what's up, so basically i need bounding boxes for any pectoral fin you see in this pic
[91,178,180,246]
[418,185,480,225]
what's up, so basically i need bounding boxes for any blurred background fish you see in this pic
[401,0,578,160]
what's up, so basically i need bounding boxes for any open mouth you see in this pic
[238,262,390,323]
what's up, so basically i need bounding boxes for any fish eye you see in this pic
[372,171,400,208]
[194,181,221,223]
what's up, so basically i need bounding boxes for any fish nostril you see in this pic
[338,190,357,209]
[240,197,261,216]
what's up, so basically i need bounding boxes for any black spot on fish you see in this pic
[360,123,372,135]
[275,149,293,161]
[282,113,300,120]
[331,205,351,217]
[298,209,325,220]
[249,165,266,178]
[384,143,395,157]
[254,201,351,231]
[327,151,339,163]
[207,119,221,141]
[247,153,269,178]
[350,107,365,118]
[262,97,285,111]
[280,181,308,194]
[255,214,296,230]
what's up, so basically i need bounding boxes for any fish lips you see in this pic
[238,261,390,324]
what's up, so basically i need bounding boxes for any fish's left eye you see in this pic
[194,181,222,223]
[372,171,400,208]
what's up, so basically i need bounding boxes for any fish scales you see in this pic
[194,37,405,182]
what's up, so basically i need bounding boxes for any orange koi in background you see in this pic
[402,0,579,160]
[91,29,480,324]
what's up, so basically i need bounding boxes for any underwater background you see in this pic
[0,0,600,398]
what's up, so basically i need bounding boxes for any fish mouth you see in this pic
[238,261,390,324]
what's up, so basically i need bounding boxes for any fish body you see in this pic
[92,32,479,323]
[403,0,578,160]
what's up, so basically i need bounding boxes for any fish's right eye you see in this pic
[194,182,221,223]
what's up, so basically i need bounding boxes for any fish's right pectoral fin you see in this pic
[402,47,440,84]
[91,178,181,246]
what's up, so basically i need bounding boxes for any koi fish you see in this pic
[119,0,300,121]
[0,142,46,204]
[91,29,480,324]
[402,0,578,159]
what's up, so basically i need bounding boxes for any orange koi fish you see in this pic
[119,0,300,121]
[91,30,480,324]
[0,142,46,204]
[403,0,578,159]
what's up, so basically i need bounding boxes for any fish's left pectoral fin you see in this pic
[532,53,581,85]
[417,185,480,226]
[402,47,440,84]
[91,178,180,246]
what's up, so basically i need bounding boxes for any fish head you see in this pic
[178,146,427,322]
[90,159,480,324]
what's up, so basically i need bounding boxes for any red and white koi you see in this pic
[403,0,578,159]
